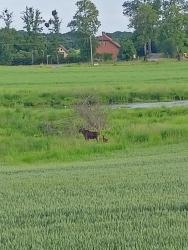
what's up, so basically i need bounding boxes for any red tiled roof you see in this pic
[97,32,121,48]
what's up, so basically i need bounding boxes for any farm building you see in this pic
[96,32,121,61]
[57,45,69,58]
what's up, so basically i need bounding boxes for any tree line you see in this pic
[0,0,188,65]
[122,0,188,60]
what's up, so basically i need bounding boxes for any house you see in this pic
[96,32,121,61]
[57,45,69,58]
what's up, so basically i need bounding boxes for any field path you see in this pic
[111,100,188,109]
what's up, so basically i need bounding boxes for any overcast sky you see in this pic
[0,0,129,34]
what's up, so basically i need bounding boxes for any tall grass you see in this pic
[1,106,188,164]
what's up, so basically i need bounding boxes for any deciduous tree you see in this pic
[21,7,44,35]
[45,10,62,34]
[128,3,158,57]
[0,9,13,29]
[160,2,186,59]
[68,0,101,36]
[68,0,101,61]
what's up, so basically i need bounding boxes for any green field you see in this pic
[0,60,188,108]
[0,61,188,249]
[0,61,188,164]
[1,144,188,249]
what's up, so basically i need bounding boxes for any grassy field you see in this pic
[0,61,188,249]
[0,61,188,164]
[1,106,188,164]
[0,60,188,108]
[0,144,188,249]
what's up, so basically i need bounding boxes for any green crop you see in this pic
[0,144,188,249]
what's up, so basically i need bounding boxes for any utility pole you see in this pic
[41,50,45,64]
[31,50,34,65]
[90,35,94,66]
[47,55,50,65]
[56,53,59,65]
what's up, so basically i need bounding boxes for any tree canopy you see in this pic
[68,0,101,37]
[123,0,188,58]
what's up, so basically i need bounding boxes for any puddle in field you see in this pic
[110,100,188,109]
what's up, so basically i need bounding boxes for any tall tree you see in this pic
[160,1,187,59]
[68,0,101,36]
[45,10,63,64]
[123,0,163,16]
[21,7,45,64]
[119,38,136,60]
[45,10,62,34]
[68,0,101,61]
[21,7,44,35]
[124,2,158,57]
[0,9,14,65]
[0,9,13,29]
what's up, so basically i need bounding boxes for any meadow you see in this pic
[0,60,188,108]
[0,60,188,164]
[1,105,188,164]
[0,61,188,249]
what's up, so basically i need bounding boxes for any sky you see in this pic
[0,0,129,34]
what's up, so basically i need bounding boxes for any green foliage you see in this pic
[0,8,13,29]
[66,49,81,63]
[160,3,185,55]
[130,3,158,55]
[160,38,177,57]
[67,0,101,61]
[12,51,32,65]
[119,38,136,60]
[78,34,91,61]
[45,10,62,34]
[68,0,101,37]
[107,31,132,42]
[123,0,188,58]
[0,28,17,65]
[95,53,113,61]
[21,7,44,35]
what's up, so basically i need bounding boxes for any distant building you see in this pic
[96,32,121,61]
[57,45,69,58]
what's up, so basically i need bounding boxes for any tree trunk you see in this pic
[144,43,147,61]
[176,47,181,61]
[148,39,152,55]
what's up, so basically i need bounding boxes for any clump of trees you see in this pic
[0,0,101,65]
[123,0,188,59]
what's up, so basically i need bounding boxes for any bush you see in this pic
[160,39,177,58]
[12,51,32,65]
